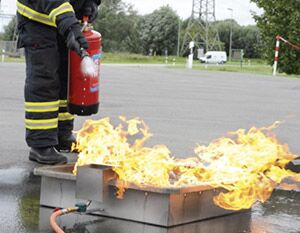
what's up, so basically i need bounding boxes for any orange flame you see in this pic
[73,117,299,211]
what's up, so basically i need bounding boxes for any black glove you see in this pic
[65,24,89,56]
[82,0,100,22]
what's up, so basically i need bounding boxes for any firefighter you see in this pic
[17,0,101,165]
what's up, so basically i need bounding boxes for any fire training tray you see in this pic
[34,164,245,227]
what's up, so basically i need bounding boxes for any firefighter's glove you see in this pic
[66,24,88,57]
[82,0,100,22]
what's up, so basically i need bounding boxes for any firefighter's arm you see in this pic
[56,13,88,57]
[16,0,88,55]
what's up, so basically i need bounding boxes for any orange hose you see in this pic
[50,208,79,233]
[50,210,64,233]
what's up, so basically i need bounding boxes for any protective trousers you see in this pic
[20,21,74,148]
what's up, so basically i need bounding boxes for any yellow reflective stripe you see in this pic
[25,118,58,130]
[17,1,74,27]
[25,101,59,107]
[59,100,68,108]
[25,107,59,113]
[25,118,58,124]
[58,112,74,121]
[25,101,59,112]
[49,2,74,24]
[26,125,58,130]
[17,1,55,27]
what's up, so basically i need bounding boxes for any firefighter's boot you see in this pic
[29,147,67,165]
[56,134,77,152]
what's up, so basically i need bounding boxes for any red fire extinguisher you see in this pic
[68,18,102,116]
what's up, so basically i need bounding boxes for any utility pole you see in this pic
[176,18,181,57]
[228,8,233,62]
[180,0,221,55]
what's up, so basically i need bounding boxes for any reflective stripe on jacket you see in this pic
[17,0,74,27]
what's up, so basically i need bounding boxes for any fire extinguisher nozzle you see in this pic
[80,48,89,58]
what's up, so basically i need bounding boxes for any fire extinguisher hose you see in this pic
[81,16,89,32]
[50,207,79,233]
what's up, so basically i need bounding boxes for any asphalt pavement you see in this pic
[2,63,300,165]
[0,63,300,232]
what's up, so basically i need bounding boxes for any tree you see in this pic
[215,19,263,59]
[2,16,16,41]
[215,19,239,56]
[239,25,263,58]
[93,0,143,53]
[139,6,179,55]
[251,0,300,74]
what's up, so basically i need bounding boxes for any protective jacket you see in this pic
[17,0,101,148]
[17,0,101,39]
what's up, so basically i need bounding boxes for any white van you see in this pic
[199,51,227,64]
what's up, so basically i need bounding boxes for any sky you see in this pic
[0,0,262,32]
[0,0,16,32]
[122,0,262,25]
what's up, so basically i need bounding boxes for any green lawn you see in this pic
[101,52,186,64]
[0,56,24,63]
[1,52,299,78]
[0,52,186,64]
[173,63,273,75]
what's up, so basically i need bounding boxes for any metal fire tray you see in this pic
[34,164,245,227]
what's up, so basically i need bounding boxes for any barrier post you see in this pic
[273,35,281,76]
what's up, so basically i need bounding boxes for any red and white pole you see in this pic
[273,35,281,76]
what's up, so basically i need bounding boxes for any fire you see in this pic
[73,117,300,211]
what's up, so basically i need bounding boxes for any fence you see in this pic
[0,40,24,57]
[231,49,244,61]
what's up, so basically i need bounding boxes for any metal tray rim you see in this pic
[35,164,215,194]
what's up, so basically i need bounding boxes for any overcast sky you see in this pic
[123,0,262,25]
[0,0,262,31]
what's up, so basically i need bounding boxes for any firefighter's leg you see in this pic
[22,22,67,164]
[56,34,76,151]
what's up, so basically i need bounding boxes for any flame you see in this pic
[73,117,299,211]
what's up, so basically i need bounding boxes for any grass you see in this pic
[101,53,279,76]
[101,52,186,64]
[0,52,187,64]
[182,63,273,75]
[1,52,299,78]
[173,63,300,78]
[0,56,24,63]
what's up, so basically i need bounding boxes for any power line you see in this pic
[180,0,221,55]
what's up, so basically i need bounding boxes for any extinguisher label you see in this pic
[89,52,101,93]
[90,77,99,92]
[92,53,101,64]
[90,86,99,92]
